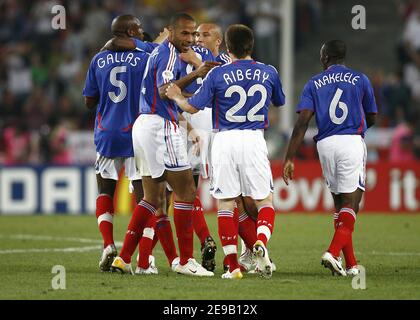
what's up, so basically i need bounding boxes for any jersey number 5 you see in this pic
[329,88,348,124]
[108,66,127,103]
[225,84,267,122]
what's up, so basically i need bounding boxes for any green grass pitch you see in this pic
[0,214,419,300]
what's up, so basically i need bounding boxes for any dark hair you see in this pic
[169,12,195,27]
[324,40,346,62]
[225,24,254,59]
[142,32,153,42]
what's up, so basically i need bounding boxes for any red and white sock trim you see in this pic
[222,245,237,256]
[218,210,234,218]
[97,213,113,225]
[339,207,357,221]
[173,202,194,211]
[139,200,157,215]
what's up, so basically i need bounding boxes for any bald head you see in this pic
[111,15,144,40]
[320,39,346,70]
[196,23,223,56]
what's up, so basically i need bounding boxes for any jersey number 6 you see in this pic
[329,88,348,125]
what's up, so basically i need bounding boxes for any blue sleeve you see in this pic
[188,69,216,110]
[362,75,378,114]
[156,48,178,87]
[133,38,159,53]
[296,81,315,113]
[82,59,99,97]
[271,68,285,107]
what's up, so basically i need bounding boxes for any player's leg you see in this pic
[112,176,165,274]
[240,130,275,278]
[321,135,366,276]
[253,194,276,279]
[95,154,127,272]
[165,169,213,276]
[191,173,217,271]
[218,198,243,279]
[96,174,118,271]
[338,189,363,275]
[111,116,165,274]
[145,187,179,270]
[236,196,258,272]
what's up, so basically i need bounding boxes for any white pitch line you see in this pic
[0,246,102,254]
[0,234,123,254]
[366,251,420,257]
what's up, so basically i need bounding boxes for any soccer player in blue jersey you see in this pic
[283,40,378,276]
[166,24,286,279]
[176,44,219,271]
[82,15,150,272]
[196,23,232,65]
[111,13,218,277]
[195,22,263,273]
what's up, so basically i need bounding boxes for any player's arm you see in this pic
[102,37,158,53]
[158,61,219,99]
[180,47,203,69]
[283,110,314,185]
[366,113,376,128]
[84,96,99,110]
[362,75,378,129]
[178,112,201,155]
[166,83,199,114]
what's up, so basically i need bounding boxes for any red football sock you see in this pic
[328,207,356,258]
[334,212,358,268]
[173,201,194,265]
[218,210,239,272]
[192,196,211,245]
[119,199,156,263]
[137,214,157,269]
[233,206,239,231]
[96,194,114,248]
[156,215,178,266]
[239,213,257,249]
[256,205,275,246]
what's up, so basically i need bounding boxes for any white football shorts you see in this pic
[182,109,212,178]
[210,129,273,200]
[132,114,191,179]
[317,134,367,194]
[95,153,141,181]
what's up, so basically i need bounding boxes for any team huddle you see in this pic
[83,12,377,280]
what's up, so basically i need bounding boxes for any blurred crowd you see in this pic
[2,0,416,165]
[375,0,420,162]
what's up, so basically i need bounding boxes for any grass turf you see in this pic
[0,214,419,300]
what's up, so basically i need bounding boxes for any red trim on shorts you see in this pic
[97,113,106,130]
[151,67,157,114]
[357,115,365,135]
[215,97,219,129]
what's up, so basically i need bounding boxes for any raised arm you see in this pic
[158,61,219,100]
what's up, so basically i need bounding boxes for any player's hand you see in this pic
[180,48,201,68]
[189,129,201,156]
[165,83,182,100]
[154,27,169,44]
[195,61,220,78]
[283,159,294,186]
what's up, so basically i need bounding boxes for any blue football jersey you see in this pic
[139,40,182,121]
[180,45,214,95]
[83,49,149,158]
[215,52,231,65]
[296,64,378,142]
[188,60,285,130]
